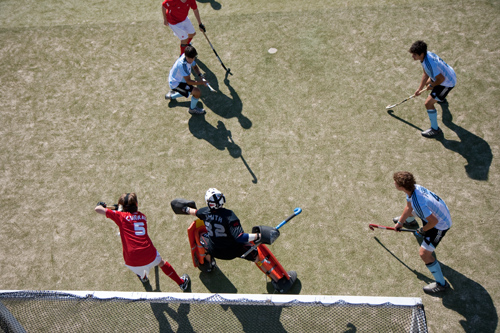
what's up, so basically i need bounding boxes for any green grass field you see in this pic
[1,0,499,331]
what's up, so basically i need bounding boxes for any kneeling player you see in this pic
[174,188,297,293]
[165,45,210,115]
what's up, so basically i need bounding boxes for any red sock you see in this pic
[161,262,183,285]
[180,44,187,55]
[186,37,192,45]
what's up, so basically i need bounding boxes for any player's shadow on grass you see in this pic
[196,0,221,10]
[386,110,423,132]
[195,59,252,130]
[437,101,492,181]
[149,302,195,333]
[373,237,433,284]
[438,263,498,333]
[200,267,288,332]
[199,267,238,293]
[375,236,498,333]
[387,103,492,181]
[188,118,258,183]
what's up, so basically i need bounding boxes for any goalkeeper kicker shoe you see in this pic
[179,274,191,292]
[423,281,450,294]
[393,217,419,228]
[272,271,297,294]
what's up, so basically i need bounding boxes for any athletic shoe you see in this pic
[179,274,190,292]
[423,281,450,294]
[188,107,206,115]
[165,91,176,100]
[392,217,419,228]
[137,274,149,283]
[421,127,443,138]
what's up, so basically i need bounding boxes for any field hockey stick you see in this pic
[241,207,302,258]
[368,223,414,232]
[205,81,217,92]
[386,86,428,109]
[202,31,233,75]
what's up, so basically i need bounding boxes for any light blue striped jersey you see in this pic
[169,54,196,89]
[421,51,456,87]
[407,184,452,230]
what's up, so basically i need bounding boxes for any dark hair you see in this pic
[118,192,138,212]
[184,45,198,59]
[393,171,416,192]
[409,40,427,55]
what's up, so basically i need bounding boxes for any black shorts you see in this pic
[201,234,258,262]
[421,227,449,251]
[430,85,454,102]
[173,82,193,98]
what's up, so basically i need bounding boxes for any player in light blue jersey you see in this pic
[165,45,210,115]
[393,171,452,294]
[409,40,457,138]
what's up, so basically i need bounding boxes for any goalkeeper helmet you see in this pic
[205,188,226,210]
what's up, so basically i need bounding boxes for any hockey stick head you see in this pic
[369,224,375,231]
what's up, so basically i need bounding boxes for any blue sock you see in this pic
[426,260,445,286]
[190,97,199,109]
[171,92,182,99]
[427,109,438,130]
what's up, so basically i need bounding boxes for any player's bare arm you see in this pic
[162,5,168,26]
[428,73,445,89]
[395,201,413,231]
[416,71,430,95]
[183,75,206,86]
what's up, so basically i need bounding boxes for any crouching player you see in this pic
[172,188,297,293]
[95,192,190,291]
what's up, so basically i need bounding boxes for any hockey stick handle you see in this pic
[409,86,430,99]
[202,31,233,75]
[241,207,302,258]
[386,86,429,109]
[368,224,414,232]
[276,207,302,230]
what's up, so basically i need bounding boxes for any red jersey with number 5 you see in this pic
[106,209,157,266]
[162,0,197,25]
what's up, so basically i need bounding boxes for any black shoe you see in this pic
[392,216,419,228]
[421,127,443,138]
[179,274,190,292]
[423,281,450,294]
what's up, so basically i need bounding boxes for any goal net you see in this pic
[0,290,427,332]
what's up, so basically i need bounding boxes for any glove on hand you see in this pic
[415,228,426,237]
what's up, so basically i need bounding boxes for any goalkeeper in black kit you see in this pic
[176,188,297,293]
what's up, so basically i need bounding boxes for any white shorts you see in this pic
[169,17,195,40]
[125,252,162,279]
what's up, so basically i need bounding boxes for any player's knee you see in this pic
[193,88,201,98]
